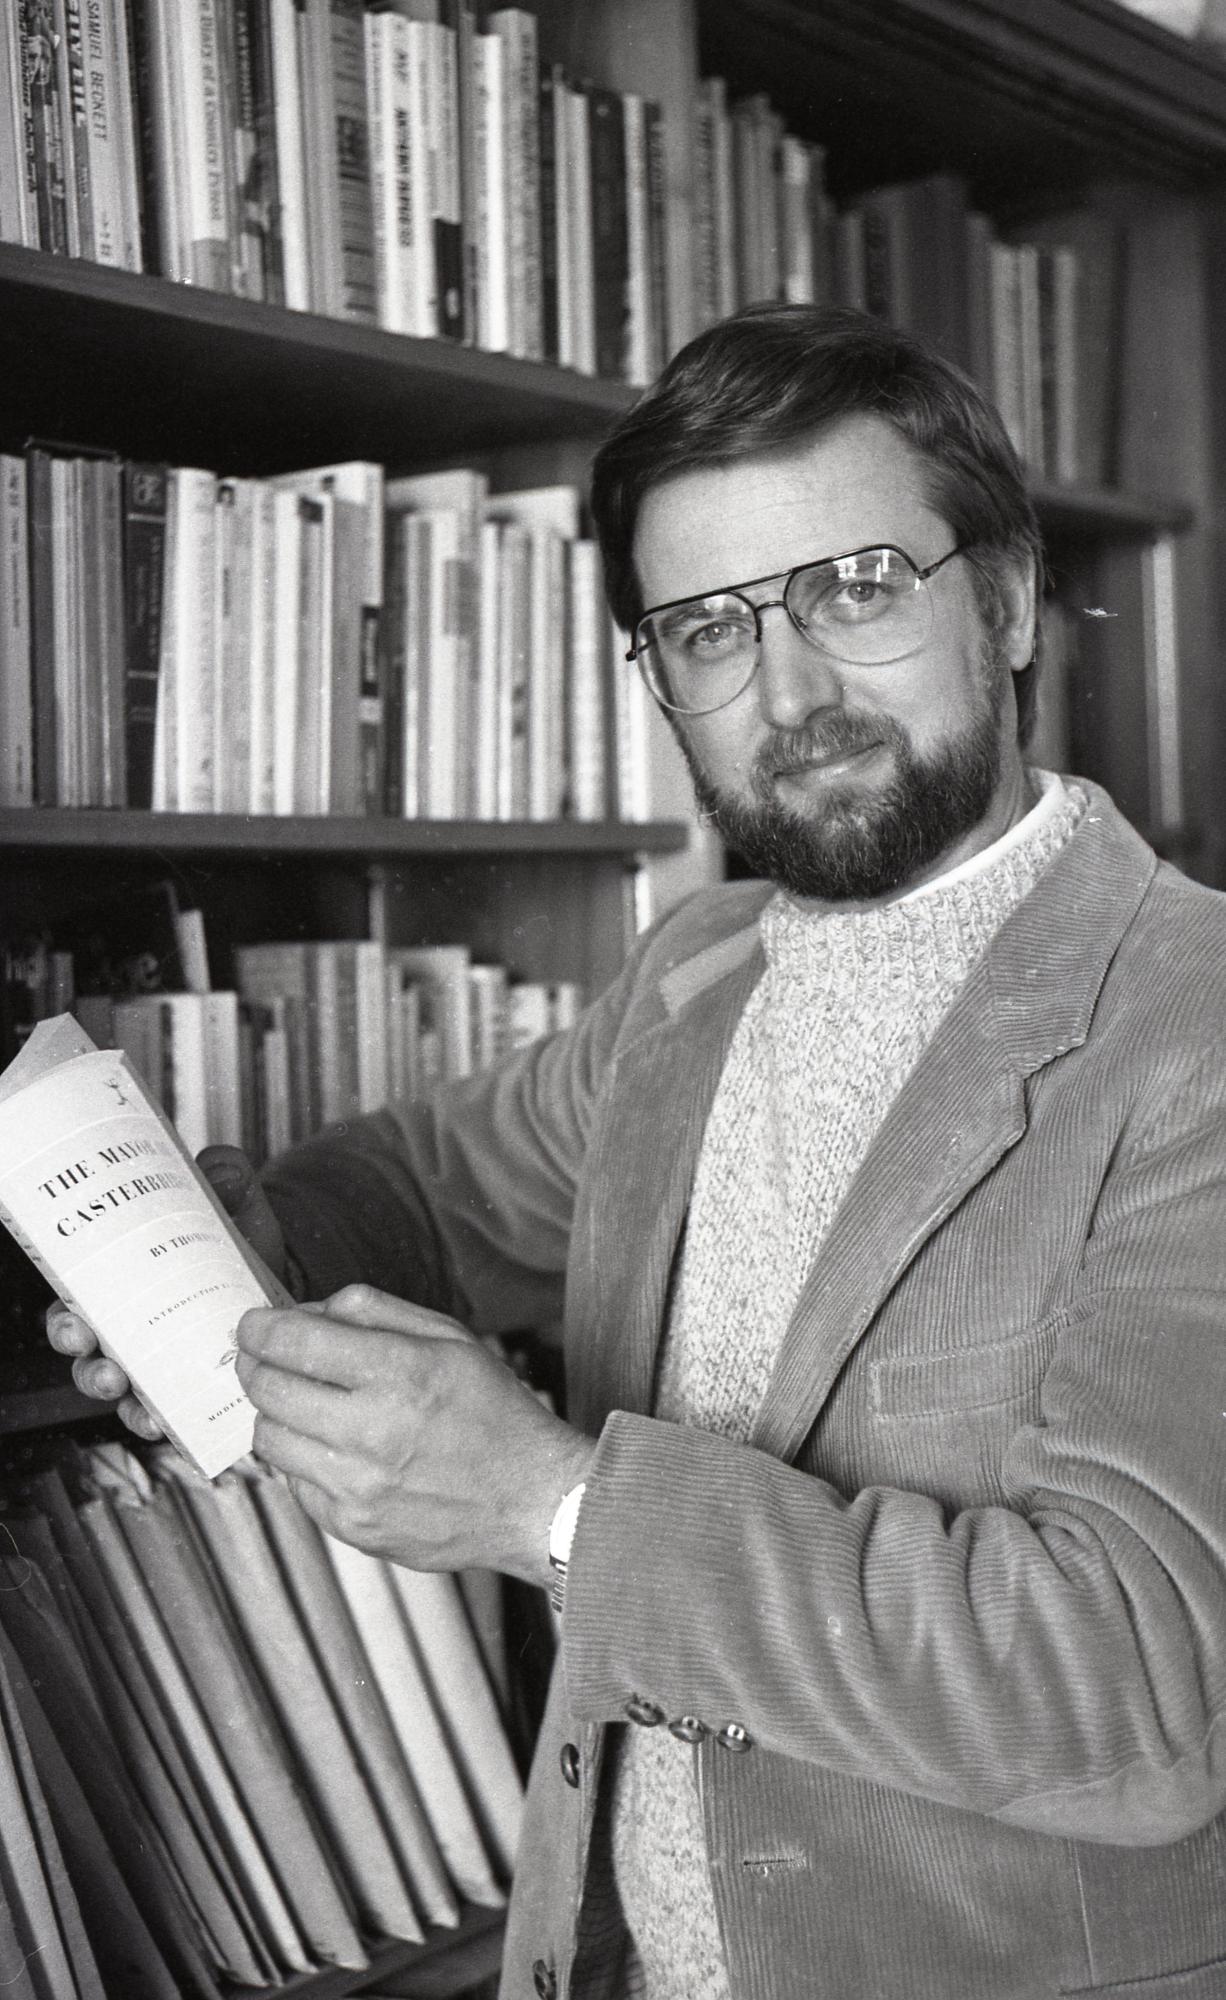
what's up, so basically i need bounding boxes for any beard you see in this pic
[675,651,1009,903]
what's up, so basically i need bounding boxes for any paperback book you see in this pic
[0,1014,288,1476]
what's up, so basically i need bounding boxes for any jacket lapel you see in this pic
[751,786,1158,1462]
[566,926,765,1436]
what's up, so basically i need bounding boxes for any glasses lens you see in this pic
[634,592,760,714]
[787,548,931,664]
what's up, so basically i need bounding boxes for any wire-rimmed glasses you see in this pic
[627,543,969,715]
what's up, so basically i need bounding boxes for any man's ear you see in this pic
[999,553,1039,674]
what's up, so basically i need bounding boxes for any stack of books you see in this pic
[0,450,651,824]
[0,1438,523,1992]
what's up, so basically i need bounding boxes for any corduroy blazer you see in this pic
[265,783,1226,2000]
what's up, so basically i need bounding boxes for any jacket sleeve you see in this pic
[560,1036,1226,1848]
[258,918,654,1332]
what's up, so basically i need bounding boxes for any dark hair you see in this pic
[590,304,1046,743]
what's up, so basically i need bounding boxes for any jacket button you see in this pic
[559,1741,581,1787]
[623,1694,665,1727]
[668,1715,708,1743]
[532,1959,558,1999]
[716,1722,753,1752]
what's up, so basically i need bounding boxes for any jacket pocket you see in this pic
[869,1314,1062,1423]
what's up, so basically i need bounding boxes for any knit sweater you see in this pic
[608,774,1087,1999]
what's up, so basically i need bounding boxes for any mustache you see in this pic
[752,711,904,786]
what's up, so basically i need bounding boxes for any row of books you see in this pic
[0,1,671,385]
[0,1439,524,1992]
[0,449,652,822]
[690,100,1124,492]
[1,4,1127,478]
[4,927,579,1161]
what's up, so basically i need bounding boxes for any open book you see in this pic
[0,1015,289,1476]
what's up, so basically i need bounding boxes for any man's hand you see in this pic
[236,1284,596,1585]
[45,1144,287,1439]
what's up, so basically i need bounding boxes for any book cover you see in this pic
[488,7,540,360]
[0,1014,288,1476]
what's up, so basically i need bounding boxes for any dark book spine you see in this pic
[588,85,629,382]
[120,460,168,811]
[382,514,405,817]
[538,65,560,364]
[123,0,163,275]
[25,447,58,807]
[240,0,285,304]
[19,0,71,253]
[643,98,668,375]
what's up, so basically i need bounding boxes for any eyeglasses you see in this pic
[627,543,969,715]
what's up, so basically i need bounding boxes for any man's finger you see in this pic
[321,1282,474,1344]
[47,1307,96,1357]
[236,1350,358,1444]
[236,1305,397,1388]
[72,1354,131,1402]
[198,1145,287,1277]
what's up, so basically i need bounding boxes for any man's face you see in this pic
[632,416,1034,904]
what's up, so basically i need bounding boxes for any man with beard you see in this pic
[52,306,1226,2000]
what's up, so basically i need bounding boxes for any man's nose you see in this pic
[753,604,845,727]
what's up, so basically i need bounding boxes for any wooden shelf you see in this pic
[698,0,1226,206]
[0,244,635,474]
[0,810,689,858]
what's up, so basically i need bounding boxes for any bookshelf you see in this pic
[3,1,1226,1995]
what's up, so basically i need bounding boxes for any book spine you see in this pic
[566,80,594,374]
[20,0,71,253]
[622,93,650,388]
[304,0,376,320]
[178,0,234,290]
[54,0,93,258]
[0,5,38,246]
[267,0,309,308]
[96,455,127,807]
[80,0,128,267]
[0,458,33,808]
[538,64,562,364]
[429,17,463,339]
[489,7,540,361]
[121,461,168,812]
[589,85,629,382]
[643,98,668,372]
[0,458,33,810]
[25,447,58,806]
[472,31,507,352]
[124,0,167,276]
[226,0,264,298]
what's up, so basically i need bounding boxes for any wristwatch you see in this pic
[548,1481,586,1613]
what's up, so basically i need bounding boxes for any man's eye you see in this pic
[679,617,749,657]
[826,576,895,619]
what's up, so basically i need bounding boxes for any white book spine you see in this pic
[623,93,651,387]
[565,83,595,375]
[473,33,508,352]
[270,487,303,814]
[169,467,219,814]
[247,483,276,814]
[0,456,32,807]
[268,0,311,310]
